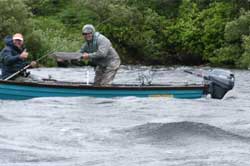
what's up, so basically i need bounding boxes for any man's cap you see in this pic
[13,33,24,41]
[82,24,95,34]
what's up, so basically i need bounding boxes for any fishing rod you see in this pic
[183,69,208,80]
[4,48,59,81]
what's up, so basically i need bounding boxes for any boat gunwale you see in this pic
[0,80,209,91]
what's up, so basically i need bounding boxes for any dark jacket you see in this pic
[0,35,28,79]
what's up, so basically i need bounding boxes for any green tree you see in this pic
[24,0,67,16]
[200,2,234,62]
[216,10,250,68]
[165,1,204,65]
[0,0,32,46]
[240,35,250,68]
[1,0,248,67]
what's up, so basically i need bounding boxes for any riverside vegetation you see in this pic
[1,0,250,68]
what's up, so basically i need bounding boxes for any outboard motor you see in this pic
[205,69,235,99]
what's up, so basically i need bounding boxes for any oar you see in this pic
[4,50,56,81]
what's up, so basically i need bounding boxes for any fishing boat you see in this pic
[0,69,234,100]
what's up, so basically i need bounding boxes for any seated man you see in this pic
[0,33,36,81]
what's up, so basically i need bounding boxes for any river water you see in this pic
[0,66,249,166]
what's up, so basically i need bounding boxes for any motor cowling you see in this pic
[205,69,235,99]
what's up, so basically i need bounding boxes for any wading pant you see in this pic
[94,66,119,86]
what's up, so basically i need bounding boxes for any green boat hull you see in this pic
[0,80,207,100]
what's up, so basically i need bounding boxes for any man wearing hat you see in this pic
[0,33,36,80]
[80,24,121,86]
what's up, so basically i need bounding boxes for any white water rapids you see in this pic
[0,66,249,166]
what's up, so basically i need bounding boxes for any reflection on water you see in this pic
[0,66,249,166]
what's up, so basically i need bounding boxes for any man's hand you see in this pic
[20,50,28,59]
[82,53,89,65]
[82,53,89,60]
[30,61,37,68]
[57,58,64,62]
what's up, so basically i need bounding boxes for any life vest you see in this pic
[85,32,100,53]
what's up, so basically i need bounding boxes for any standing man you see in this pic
[80,24,121,86]
[0,33,36,81]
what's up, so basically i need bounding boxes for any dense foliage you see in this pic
[1,0,250,68]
